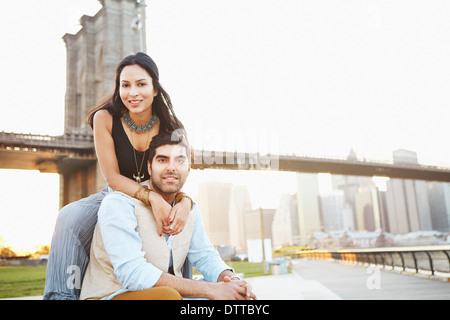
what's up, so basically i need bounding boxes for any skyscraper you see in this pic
[272,194,299,247]
[296,173,321,245]
[196,182,254,249]
[197,182,232,246]
[354,186,382,231]
[385,150,432,234]
[319,190,345,232]
[331,174,373,231]
[228,185,253,250]
[427,182,450,232]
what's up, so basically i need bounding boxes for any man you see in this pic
[80,132,256,300]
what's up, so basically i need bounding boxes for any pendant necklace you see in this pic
[130,130,151,183]
[124,112,159,183]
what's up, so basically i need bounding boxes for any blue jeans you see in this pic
[43,188,109,300]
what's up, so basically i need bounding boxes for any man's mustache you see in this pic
[161,173,180,179]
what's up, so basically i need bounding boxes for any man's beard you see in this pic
[151,172,186,195]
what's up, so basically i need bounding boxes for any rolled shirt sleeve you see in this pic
[188,204,233,282]
[98,193,232,299]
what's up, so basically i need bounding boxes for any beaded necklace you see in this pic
[123,111,159,133]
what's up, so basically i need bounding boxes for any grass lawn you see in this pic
[226,261,273,277]
[0,266,46,299]
[195,260,291,278]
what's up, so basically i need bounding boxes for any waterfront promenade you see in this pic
[248,259,450,300]
[3,259,449,300]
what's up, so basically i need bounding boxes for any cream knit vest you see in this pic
[80,191,195,300]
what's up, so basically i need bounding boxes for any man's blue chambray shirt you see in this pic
[96,193,231,300]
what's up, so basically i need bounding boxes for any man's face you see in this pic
[148,144,190,195]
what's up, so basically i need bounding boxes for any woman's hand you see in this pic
[148,191,172,236]
[163,197,191,236]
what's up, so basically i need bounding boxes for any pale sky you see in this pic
[0,0,449,251]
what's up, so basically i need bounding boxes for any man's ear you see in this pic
[147,160,152,174]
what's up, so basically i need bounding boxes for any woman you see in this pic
[44,52,192,300]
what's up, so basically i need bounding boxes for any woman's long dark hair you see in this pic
[86,52,184,132]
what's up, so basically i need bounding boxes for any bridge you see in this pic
[3,0,449,208]
[0,131,99,207]
[0,131,95,174]
[192,149,450,182]
[2,130,450,182]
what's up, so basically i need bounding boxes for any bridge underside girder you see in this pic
[191,153,450,183]
[278,156,450,182]
[1,148,450,183]
[0,149,96,175]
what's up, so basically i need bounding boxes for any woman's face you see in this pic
[119,64,157,116]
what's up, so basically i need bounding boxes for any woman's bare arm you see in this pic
[92,110,190,235]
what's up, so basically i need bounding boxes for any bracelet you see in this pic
[175,192,194,210]
[135,185,151,206]
[134,185,145,199]
[141,186,151,206]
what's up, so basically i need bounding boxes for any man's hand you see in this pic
[155,272,253,300]
[208,280,248,300]
[223,275,256,300]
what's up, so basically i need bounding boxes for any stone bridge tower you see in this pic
[60,0,146,205]
[63,0,146,133]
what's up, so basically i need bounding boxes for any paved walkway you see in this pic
[247,259,449,300]
[3,259,449,300]
[246,270,341,300]
[291,259,450,300]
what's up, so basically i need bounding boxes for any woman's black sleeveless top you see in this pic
[111,115,152,182]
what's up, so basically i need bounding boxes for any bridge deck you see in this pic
[2,131,450,181]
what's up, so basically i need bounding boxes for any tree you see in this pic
[0,244,17,258]
[31,244,50,259]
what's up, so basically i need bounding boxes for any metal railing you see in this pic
[299,246,450,277]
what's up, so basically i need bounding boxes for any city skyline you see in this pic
[1,152,449,254]
[181,158,450,253]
